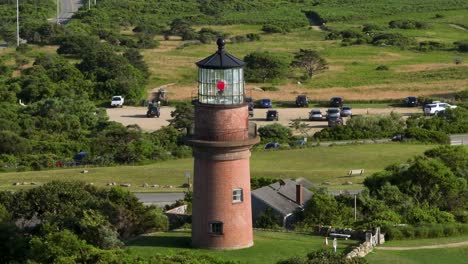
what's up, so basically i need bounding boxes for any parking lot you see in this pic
[107,106,422,134]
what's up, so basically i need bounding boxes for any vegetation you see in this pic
[367,246,468,264]
[0,181,169,263]
[291,49,328,79]
[127,231,359,264]
[0,144,434,192]
[292,146,468,233]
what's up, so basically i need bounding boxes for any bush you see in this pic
[372,33,416,48]
[404,127,450,144]
[375,65,389,71]
[389,20,429,29]
[454,41,468,52]
[261,86,280,91]
[262,24,290,34]
[258,123,292,143]
[419,41,445,51]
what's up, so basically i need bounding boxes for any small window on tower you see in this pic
[210,222,223,235]
[233,188,243,203]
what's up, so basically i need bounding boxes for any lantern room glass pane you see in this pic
[198,68,244,105]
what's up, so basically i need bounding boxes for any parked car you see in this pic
[265,142,280,149]
[295,95,309,107]
[266,110,279,121]
[340,106,352,117]
[330,96,343,107]
[328,117,343,127]
[309,109,323,121]
[326,108,341,120]
[259,98,273,108]
[424,102,457,116]
[146,102,160,118]
[404,96,418,107]
[110,95,124,107]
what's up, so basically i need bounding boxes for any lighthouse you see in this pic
[186,38,260,250]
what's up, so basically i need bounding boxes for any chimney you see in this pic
[296,184,303,205]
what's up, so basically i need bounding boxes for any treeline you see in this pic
[0,46,193,170]
[290,146,468,232]
[0,181,232,263]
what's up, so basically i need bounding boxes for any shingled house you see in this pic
[251,178,317,228]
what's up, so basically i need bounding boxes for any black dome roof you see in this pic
[196,38,245,69]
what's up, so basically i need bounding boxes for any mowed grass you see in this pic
[0,143,435,192]
[367,235,468,264]
[381,235,468,247]
[126,230,359,264]
[366,246,468,264]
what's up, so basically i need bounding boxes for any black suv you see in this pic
[330,96,343,107]
[404,96,418,107]
[266,110,279,121]
[295,95,309,107]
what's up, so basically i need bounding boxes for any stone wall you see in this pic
[345,227,385,260]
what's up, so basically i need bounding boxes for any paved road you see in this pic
[450,134,468,145]
[135,192,185,207]
[55,0,83,24]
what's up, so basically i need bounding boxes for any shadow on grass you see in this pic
[128,233,192,249]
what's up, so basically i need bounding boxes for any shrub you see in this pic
[362,23,384,32]
[375,65,389,71]
[262,24,290,34]
[419,41,445,51]
[404,127,450,144]
[454,40,468,52]
[258,123,292,143]
[261,86,280,91]
[389,20,429,29]
[372,33,416,48]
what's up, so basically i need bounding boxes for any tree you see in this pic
[258,123,292,143]
[291,49,328,79]
[302,191,343,226]
[244,51,288,82]
[169,102,194,131]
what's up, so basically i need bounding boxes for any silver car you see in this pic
[341,106,352,117]
[327,108,341,120]
[309,109,323,121]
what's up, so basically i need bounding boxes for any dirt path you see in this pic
[107,106,422,133]
[377,240,468,251]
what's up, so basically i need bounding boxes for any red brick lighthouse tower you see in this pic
[186,38,260,250]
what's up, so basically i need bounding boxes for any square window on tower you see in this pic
[232,188,243,203]
[209,222,223,235]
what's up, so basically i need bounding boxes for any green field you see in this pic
[381,235,468,247]
[0,143,435,192]
[126,230,358,264]
[367,246,468,264]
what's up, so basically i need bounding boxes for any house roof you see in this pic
[252,179,315,216]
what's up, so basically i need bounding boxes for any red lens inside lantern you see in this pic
[217,80,225,91]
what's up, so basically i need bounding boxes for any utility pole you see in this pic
[94,0,96,5]
[16,0,19,47]
[88,0,91,10]
[354,194,357,221]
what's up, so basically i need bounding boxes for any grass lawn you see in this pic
[381,235,468,247]
[366,246,468,264]
[0,143,435,192]
[126,230,359,264]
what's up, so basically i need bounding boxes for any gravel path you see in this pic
[377,240,468,250]
[107,106,422,133]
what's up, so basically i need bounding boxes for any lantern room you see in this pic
[196,38,245,105]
